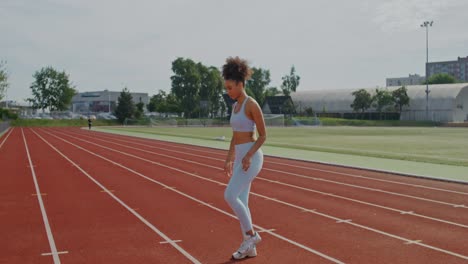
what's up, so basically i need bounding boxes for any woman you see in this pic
[222,57,267,260]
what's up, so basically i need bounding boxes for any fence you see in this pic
[0,122,10,135]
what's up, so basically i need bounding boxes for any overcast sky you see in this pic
[2,0,468,102]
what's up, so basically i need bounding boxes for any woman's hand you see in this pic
[224,160,233,177]
[242,154,252,171]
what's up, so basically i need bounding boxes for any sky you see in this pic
[1,0,468,102]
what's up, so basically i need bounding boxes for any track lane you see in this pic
[24,128,198,264]
[45,127,468,262]
[63,128,468,227]
[35,128,339,263]
[0,128,51,264]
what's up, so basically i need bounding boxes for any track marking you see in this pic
[0,127,13,149]
[405,240,423,245]
[22,128,62,264]
[44,129,468,261]
[100,190,115,193]
[63,130,468,208]
[81,129,468,196]
[32,193,47,196]
[160,240,182,244]
[54,129,468,229]
[41,251,69,256]
[336,219,352,224]
[257,229,276,233]
[400,211,414,215]
[31,129,202,264]
[41,129,345,264]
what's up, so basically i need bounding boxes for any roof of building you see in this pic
[290,83,468,112]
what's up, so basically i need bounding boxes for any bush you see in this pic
[0,108,18,120]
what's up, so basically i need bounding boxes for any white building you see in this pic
[71,90,149,114]
[386,74,426,87]
[290,83,468,123]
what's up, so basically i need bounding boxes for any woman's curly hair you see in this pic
[222,56,253,84]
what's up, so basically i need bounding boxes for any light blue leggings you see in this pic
[224,142,264,236]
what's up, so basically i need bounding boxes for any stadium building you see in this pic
[71,90,149,114]
[290,83,468,123]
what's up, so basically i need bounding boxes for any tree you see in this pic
[392,86,410,113]
[147,90,167,114]
[427,73,458,84]
[281,66,300,96]
[198,64,224,118]
[206,67,224,118]
[351,89,373,119]
[264,87,281,97]
[165,93,182,117]
[304,107,314,117]
[171,58,201,118]
[246,67,270,107]
[282,99,295,117]
[0,60,9,102]
[372,88,394,120]
[115,87,135,123]
[134,97,145,119]
[28,66,77,112]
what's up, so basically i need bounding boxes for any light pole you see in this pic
[421,20,433,120]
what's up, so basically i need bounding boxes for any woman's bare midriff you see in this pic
[233,131,256,145]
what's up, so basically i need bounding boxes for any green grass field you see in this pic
[103,126,468,167]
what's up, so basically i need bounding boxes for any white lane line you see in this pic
[262,167,467,208]
[42,129,345,264]
[336,219,352,224]
[81,129,468,196]
[65,130,466,208]
[0,127,14,149]
[257,229,276,233]
[22,128,62,264]
[46,129,468,261]
[256,178,468,229]
[55,129,468,229]
[41,251,69,256]
[160,240,182,244]
[400,211,414,215]
[405,240,423,245]
[31,129,202,264]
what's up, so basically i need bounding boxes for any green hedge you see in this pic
[290,117,440,127]
[0,108,18,120]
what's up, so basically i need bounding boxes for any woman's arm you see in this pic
[242,100,267,171]
[224,134,236,177]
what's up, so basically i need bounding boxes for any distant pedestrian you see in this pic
[88,117,92,130]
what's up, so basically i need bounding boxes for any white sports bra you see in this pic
[230,97,256,132]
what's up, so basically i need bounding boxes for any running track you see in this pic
[1,127,467,264]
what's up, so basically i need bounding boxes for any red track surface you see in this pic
[1,127,467,264]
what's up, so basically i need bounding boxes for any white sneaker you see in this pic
[231,233,261,260]
[232,246,257,260]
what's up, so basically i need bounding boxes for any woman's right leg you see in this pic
[224,163,255,235]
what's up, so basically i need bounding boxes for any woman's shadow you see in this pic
[218,257,256,264]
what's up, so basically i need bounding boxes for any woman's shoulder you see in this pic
[247,97,260,107]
